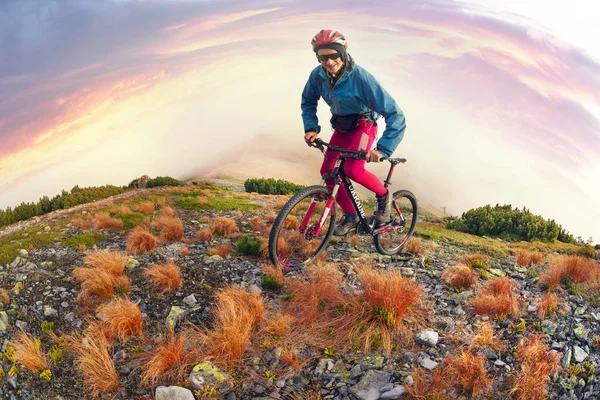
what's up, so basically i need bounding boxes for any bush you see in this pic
[244,178,305,195]
[235,234,262,256]
[146,176,185,188]
[446,204,575,244]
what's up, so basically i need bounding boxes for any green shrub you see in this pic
[61,233,108,249]
[236,234,262,256]
[470,260,489,271]
[244,178,305,195]
[146,176,186,188]
[261,275,282,290]
[116,213,146,230]
[41,321,54,334]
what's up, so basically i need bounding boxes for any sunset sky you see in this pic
[1,0,599,242]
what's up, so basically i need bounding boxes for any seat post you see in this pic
[383,163,397,189]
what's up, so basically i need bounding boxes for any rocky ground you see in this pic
[0,181,599,400]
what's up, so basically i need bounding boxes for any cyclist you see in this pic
[302,29,407,235]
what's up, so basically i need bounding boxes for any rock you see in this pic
[562,347,572,369]
[315,359,332,376]
[573,325,589,341]
[380,385,407,399]
[0,311,8,332]
[10,257,22,269]
[19,249,28,257]
[488,268,506,277]
[15,320,28,330]
[209,255,223,262]
[249,284,262,295]
[573,346,588,363]
[44,306,58,317]
[527,305,538,313]
[44,226,51,232]
[415,330,439,347]
[419,355,438,370]
[183,294,197,307]
[404,375,414,386]
[449,291,472,306]
[166,306,186,327]
[188,361,233,391]
[481,346,497,360]
[358,355,385,369]
[541,320,558,335]
[400,268,414,276]
[155,385,195,400]
[349,370,391,400]
[494,360,506,367]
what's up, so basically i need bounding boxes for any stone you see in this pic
[381,385,407,399]
[349,370,391,400]
[358,355,385,369]
[488,268,506,277]
[166,306,186,327]
[44,226,51,232]
[183,294,197,307]
[188,361,233,391]
[404,375,414,386]
[155,386,195,400]
[315,359,331,376]
[19,249,28,257]
[573,326,589,341]
[541,320,558,335]
[0,311,8,332]
[415,330,439,347]
[44,306,58,317]
[419,355,438,370]
[562,348,572,369]
[573,346,588,363]
[449,291,473,306]
[15,321,28,330]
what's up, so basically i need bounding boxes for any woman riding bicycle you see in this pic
[302,29,407,236]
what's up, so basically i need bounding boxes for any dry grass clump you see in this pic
[444,349,493,397]
[538,255,600,290]
[179,247,189,256]
[458,253,489,266]
[470,321,506,352]
[209,243,233,257]
[93,212,124,231]
[138,328,198,387]
[260,312,296,340]
[442,264,478,289]
[143,260,182,293]
[197,287,265,366]
[283,215,299,229]
[117,205,131,214]
[470,277,521,319]
[516,249,544,266]
[151,216,184,242]
[279,348,302,370]
[84,250,128,276]
[404,368,451,400]
[159,206,174,218]
[509,334,561,400]
[346,235,361,246]
[195,228,213,242]
[97,298,143,341]
[405,237,425,255]
[84,319,116,344]
[0,288,9,305]
[8,331,49,372]
[126,226,157,254]
[536,292,561,319]
[250,216,267,232]
[262,263,284,284]
[68,333,120,396]
[72,266,130,299]
[72,217,93,231]
[137,201,155,213]
[210,217,239,238]
[232,210,243,219]
[264,213,277,224]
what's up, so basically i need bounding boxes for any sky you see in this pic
[1,0,599,242]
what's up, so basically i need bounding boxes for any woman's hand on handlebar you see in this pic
[366,149,383,163]
[304,131,318,146]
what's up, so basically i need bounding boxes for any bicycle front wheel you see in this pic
[374,190,418,256]
[268,185,337,268]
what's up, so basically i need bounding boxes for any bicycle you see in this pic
[268,138,418,268]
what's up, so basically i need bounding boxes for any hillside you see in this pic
[0,179,599,400]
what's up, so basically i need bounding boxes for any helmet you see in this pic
[311,29,348,52]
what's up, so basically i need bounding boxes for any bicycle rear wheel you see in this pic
[268,185,337,268]
[374,190,418,256]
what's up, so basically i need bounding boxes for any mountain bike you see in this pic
[268,138,418,268]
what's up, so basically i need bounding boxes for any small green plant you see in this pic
[195,384,217,398]
[479,270,491,280]
[115,284,128,295]
[569,364,585,376]
[261,274,282,290]
[328,328,335,338]
[371,329,382,350]
[263,370,276,380]
[0,368,5,381]
[130,345,143,354]
[47,346,63,363]
[281,294,293,301]
[424,256,434,268]
[235,234,263,256]
[3,346,16,363]
[202,283,211,291]
[323,347,336,357]
[391,343,399,352]
[61,233,108,248]
[318,299,328,312]
[8,366,19,376]
[512,319,526,333]
[39,369,52,382]
[260,341,273,349]
[525,266,542,279]
[470,259,489,270]
[41,321,54,334]
[373,305,396,327]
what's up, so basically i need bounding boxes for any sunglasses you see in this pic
[316,53,341,62]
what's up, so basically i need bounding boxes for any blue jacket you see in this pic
[301,56,406,157]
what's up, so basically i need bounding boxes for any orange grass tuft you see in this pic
[179,247,189,256]
[260,312,296,339]
[195,228,213,242]
[250,216,267,232]
[8,331,49,372]
[536,292,561,319]
[470,321,506,352]
[138,329,199,387]
[262,263,284,284]
[137,201,155,213]
[458,253,490,265]
[442,264,478,289]
[404,367,451,400]
[143,260,182,293]
[209,243,233,257]
[78,244,87,252]
[84,250,128,276]
[97,297,143,340]
[152,216,184,242]
[516,250,544,266]
[444,350,493,397]
[117,206,131,214]
[538,255,600,290]
[210,217,239,237]
[347,235,361,246]
[72,267,130,299]
[405,237,425,255]
[126,226,157,254]
[84,319,116,344]
[283,215,299,229]
[159,206,174,218]
[0,288,10,305]
[68,334,120,396]
[509,334,561,400]
[470,277,521,319]
[93,212,124,231]
[264,213,277,224]
[279,348,302,370]
[72,217,93,231]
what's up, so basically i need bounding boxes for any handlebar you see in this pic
[310,138,406,164]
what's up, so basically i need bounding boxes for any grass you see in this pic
[8,331,50,373]
[538,255,600,290]
[151,216,184,242]
[84,250,128,276]
[93,212,124,231]
[444,350,493,397]
[470,277,521,320]
[177,195,261,211]
[143,260,182,293]
[68,333,120,396]
[470,321,505,352]
[126,226,157,254]
[515,249,544,266]
[442,264,478,289]
[97,297,143,340]
[137,201,155,213]
[116,212,146,230]
[208,243,233,257]
[0,230,62,264]
[72,268,131,299]
[195,228,213,242]
[405,237,425,255]
[210,217,239,238]
[61,233,108,249]
[536,292,561,319]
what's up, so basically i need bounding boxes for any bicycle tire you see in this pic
[373,189,418,256]
[268,185,337,268]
